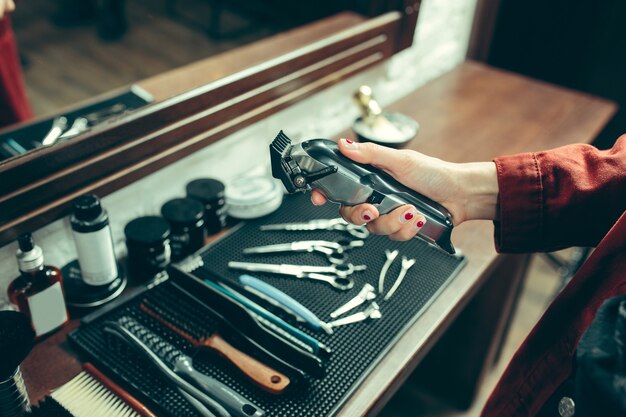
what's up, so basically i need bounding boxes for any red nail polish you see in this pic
[417,220,424,228]
[404,212,414,221]
[346,139,353,144]
[363,214,371,221]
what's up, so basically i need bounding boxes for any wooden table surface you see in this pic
[21,61,616,416]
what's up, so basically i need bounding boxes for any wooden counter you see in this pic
[21,61,616,416]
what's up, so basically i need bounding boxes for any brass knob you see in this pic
[354,85,383,125]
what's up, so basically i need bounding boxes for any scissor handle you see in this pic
[326,251,348,265]
[304,273,354,291]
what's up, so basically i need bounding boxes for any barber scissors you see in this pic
[242,239,364,265]
[228,261,367,291]
[260,218,370,239]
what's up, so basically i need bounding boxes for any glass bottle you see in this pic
[7,233,69,337]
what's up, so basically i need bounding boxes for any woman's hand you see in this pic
[311,139,499,241]
[0,0,16,18]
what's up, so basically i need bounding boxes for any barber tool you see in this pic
[168,270,327,378]
[228,261,365,291]
[2,138,28,156]
[352,85,419,148]
[58,117,89,140]
[203,278,332,357]
[140,300,291,394]
[0,311,35,417]
[104,316,265,417]
[235,284,306,325]
[43,362,157,417]
[384,256,417,301]
[103,318,226,417]
[377,249,399,295]
[329,283,376,319]
[326,302,381,330]
[41,116,68,146]
[82,103,128,124]
[242,239,364,265]
[239,274,333,334]
[269,131,456,254]
[260,218,370,239]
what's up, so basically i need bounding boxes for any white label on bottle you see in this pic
[27,282,68,336]
[73,227,118,285]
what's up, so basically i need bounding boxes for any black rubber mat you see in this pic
[69,193,465,417]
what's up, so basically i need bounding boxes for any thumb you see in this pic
[338,138,403,173]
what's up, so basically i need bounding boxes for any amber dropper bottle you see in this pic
[7,233,69,337]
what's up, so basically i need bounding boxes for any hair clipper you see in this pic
[269,131,456,254]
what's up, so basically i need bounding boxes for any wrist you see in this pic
[456,162,499,222]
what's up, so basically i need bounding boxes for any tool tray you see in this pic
[69,193,465,416]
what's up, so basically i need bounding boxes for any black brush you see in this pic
[0,310,36,380]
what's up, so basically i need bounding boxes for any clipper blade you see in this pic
[271,130,291,154]
[270,131,298,193]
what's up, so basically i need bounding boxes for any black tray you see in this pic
[69,193,465,416]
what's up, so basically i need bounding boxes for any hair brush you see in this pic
[26,363,156,417]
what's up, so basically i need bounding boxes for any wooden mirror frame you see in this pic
[0,2,420,247]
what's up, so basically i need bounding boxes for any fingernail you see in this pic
[400,210,416,224]
[416,218,426,228]
[362,211,374,222]
[342,138,359,149]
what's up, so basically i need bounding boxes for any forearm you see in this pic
[455,161,500,222]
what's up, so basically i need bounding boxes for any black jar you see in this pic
[161,198,205,261]
[124,216,171,282]
[186,178,227,235]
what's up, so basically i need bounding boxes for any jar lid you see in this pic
[161,198,204,226]
[124,216,170,246]
[186,178,225,203]
[73,194,103,221]
[225,176,283,219]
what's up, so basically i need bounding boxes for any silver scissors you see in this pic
[242,239,364,265]
[260,218,370,239]
[228,261,367,291]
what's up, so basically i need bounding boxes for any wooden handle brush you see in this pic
[140,301,290,394]
[48,362,156,417]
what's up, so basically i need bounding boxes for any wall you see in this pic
[0,0,479,300]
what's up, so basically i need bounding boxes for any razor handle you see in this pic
[272,135,455,254]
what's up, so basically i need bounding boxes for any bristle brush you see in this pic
[34,362,157,417]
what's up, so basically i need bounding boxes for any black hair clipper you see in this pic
[270,131,456,254]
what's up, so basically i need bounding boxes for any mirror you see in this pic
[0,0,419,246]
[1,0,411,161]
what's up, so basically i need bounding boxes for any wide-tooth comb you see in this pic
[140,300,290,394]
[49,363,156,417]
